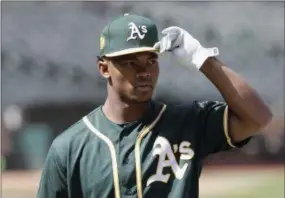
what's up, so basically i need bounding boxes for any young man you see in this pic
[37,14,272,198]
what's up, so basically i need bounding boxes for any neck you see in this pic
[102,96,150,124]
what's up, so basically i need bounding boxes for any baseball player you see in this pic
[37,14,272,198]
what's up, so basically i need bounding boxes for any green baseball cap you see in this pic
[99,13,159,57]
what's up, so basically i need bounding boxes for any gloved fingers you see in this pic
[159,35,171,53]
[154,26,183,53]
[153,41,160,50]
[159,32,180,53]
[161,26,181,35]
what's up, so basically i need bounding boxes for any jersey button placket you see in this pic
[125,188,136,196]
[124,157,130,164]
[126,189,132,195]
[119,127,137,197]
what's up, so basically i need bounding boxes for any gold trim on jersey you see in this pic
[135,104,167,198]
[223,105,236,148]
[83,117,121,198]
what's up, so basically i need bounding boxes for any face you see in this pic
[98,52,159,103]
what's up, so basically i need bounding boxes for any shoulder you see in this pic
[158,100,226,120]
[52,120,87,150]
[50,107,102,160]
[191,100,226,114]
[161,100,214,116]
[154,101,196,125]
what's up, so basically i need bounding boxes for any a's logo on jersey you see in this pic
[146,136,195,186]
[127,22,147,41]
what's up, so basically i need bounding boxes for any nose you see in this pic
[131,61,153,80]
[137,72,151,80]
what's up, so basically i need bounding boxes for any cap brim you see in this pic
[104,47,159,57]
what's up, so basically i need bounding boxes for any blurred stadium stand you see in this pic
[1,1,284,171]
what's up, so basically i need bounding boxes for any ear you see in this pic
[97,58,110,79]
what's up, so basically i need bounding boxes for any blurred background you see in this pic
[1,1,284,198]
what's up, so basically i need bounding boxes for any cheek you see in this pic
[151,65,159,80]
[111,69,135,88]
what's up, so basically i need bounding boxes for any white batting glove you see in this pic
[154,26,219,70]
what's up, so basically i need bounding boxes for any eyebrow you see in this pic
[124,53,158,60]
[150,53,158,59]
[122,55,139,61]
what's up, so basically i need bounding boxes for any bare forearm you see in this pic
[200,57,272,130]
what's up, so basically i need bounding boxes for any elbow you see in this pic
[244,106,273,134]
[261,105,273,127]
[266,108,274,124]
[254,107,273,131]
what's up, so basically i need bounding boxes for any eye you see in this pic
[120,61,136,67]
[148,59,158,65]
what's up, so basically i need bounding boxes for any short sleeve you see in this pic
[194,101,251,158]
[37,143,68,198]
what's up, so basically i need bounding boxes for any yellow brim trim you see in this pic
[105,47,159,57]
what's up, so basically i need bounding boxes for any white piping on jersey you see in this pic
[82,116,121,198]
[223,105,236,148]
[135,104,167,198]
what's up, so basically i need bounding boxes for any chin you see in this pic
[129,94,153,104]
[130,97,152,104]
[122,88,155,104]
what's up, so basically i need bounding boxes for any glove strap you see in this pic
[192,47,219,70]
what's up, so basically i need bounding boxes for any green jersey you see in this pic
[37,100,251,198]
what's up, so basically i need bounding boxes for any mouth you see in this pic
[135,84,153,92]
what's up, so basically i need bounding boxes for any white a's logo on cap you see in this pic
[127,22,147,41]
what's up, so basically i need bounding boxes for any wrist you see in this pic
[200,57,223,75]
[192,47,219,70]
